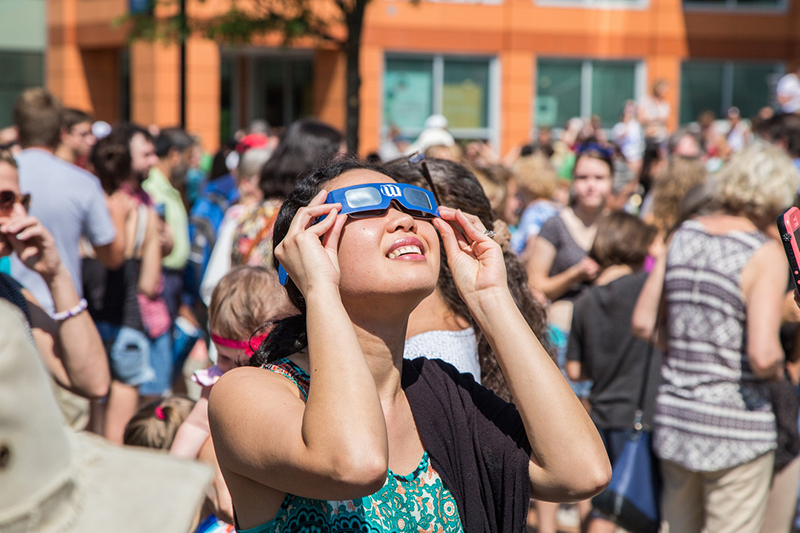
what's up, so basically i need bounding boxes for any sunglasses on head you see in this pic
[576,142,616,161]
[0,191,30,212]
[278,182,440,285]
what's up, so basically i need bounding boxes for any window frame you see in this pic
[381,52,501,148]
[678,59,784,125]
[534,57,646,132]
[682,0,788,14]
[534,0,649,11]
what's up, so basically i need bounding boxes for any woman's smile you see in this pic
[387,236,425,260]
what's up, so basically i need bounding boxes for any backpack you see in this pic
[185,174,239,298]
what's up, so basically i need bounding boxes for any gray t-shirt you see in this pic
[538,214,591,301]
[11,149,115,313]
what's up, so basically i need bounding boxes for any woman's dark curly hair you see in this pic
[384,157,552,402]
[250,157,396,366]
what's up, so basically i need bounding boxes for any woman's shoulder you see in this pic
[210,364,306,413]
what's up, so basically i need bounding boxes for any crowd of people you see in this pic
[2,80,800,533]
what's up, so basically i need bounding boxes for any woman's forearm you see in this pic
[301,286,389,484]
[631,251,666,342]
[533,264,583,301]
[46,264,110,398]
[468,289,610,501]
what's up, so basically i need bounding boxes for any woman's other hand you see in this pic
[433,206,507,304]
[275,189,345,296]
[1,215,62,280]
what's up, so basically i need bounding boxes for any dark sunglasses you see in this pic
[0,191,30,211]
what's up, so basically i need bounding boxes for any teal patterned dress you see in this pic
[238,358,464,533]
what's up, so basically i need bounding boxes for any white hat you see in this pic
[0,301,212,533]
[424,114,448,130]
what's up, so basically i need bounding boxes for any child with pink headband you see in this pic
[169,266,294,529]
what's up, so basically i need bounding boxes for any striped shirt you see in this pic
[653,219,776,472]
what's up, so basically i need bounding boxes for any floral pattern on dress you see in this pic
[242,359,464,533]
[231,198,282,268]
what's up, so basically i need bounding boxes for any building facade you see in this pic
[39,0,800,153]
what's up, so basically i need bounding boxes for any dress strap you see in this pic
[262,358,310,401]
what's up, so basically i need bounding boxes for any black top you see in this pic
[82,257,144,331]
[403,357,532,533]
[0,273,30,325]
[566,272,662,429]
[538,214,591,302]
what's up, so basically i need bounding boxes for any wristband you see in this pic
[51,298,88,322]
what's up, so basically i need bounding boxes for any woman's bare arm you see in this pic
[742,242,786,380]
[138,208,163,298]
[3,214,110,398]
[436,207,610,502]
[526,237,596,301]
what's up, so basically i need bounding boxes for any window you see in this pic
[383,55,497,142]
[0,51,44,128]
[683,0,785,11]
[679,61,782,124]
[249,55,314,129]
[536,59,642,129]
[535,0,647,8]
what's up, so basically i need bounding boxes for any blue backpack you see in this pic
[185,174,239,299]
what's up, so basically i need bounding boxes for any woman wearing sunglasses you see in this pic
[209,159,610,533]
[0,149,109,402]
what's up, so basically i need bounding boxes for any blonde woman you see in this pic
[633,142,799,533]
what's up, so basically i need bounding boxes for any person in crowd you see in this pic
[761,112,800,174]
[639,79,671,142]
[386,156,550,396]
[56,107,96,168]
[230,119,344,269]
[668,126,704,159]
[777,66,800,115]
[726,107,752,154]
[123,394,196,450]
[10,88,128,315]
[509,153,560,258]
[0,148,110,401]
[208,158,611,532]
[0,300,212,533]
[644,155,709,239]
[565,212,659,533]
[633,141,797,533]
[525,142,614,533]
[612,100,645,176]
[142,126,200,398]
[200,148,272,305]
[84,132,167,444]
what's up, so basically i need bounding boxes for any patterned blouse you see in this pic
[238,359,465,533]
[654,220,776,472]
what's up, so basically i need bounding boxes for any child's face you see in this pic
[215,345,247,373]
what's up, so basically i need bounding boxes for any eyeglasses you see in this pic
[278,182,440,286]
[0,191,30,211]
[325,182,439,220]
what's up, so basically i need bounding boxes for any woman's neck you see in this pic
[406,288,469,339]
[595,264,634,286]
[572,204,603,227]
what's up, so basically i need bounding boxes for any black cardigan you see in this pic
[402,358,532,533]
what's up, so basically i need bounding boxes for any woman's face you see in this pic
[326,169,441,306]
[572,156,612,211]
[0,162,25,258]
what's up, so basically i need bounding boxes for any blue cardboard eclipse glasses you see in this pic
[278,183,440,285]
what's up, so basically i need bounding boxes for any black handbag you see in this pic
[591,338,662,533]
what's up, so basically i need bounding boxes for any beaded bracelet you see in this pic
[51,298,88,322]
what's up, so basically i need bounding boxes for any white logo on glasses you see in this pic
[380,184,402,198]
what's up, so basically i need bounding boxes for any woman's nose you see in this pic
[386,204,417,232]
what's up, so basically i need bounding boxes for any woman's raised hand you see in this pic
[433,206,507,305]
[274,190,346,296]
[1,215,62,281]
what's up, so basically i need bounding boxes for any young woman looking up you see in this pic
[208,159,610,532]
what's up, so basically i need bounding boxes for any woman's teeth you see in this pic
[388,245,422,259]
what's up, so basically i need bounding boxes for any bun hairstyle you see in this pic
[123,395,195,451]
[249,157,397,367]
[385,157,552,401]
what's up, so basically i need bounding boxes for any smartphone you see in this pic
[777,206,800,288]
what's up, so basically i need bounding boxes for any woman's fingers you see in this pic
[322,213,347,251]
[307,207,340,237]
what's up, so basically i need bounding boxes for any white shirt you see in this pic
[777,73,800,113]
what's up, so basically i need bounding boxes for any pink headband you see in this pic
[154,406,165,421]
[211,333,269,357]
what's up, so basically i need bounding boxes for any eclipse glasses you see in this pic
[278,182,440,285]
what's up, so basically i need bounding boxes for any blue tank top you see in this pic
[238,358,464,533]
